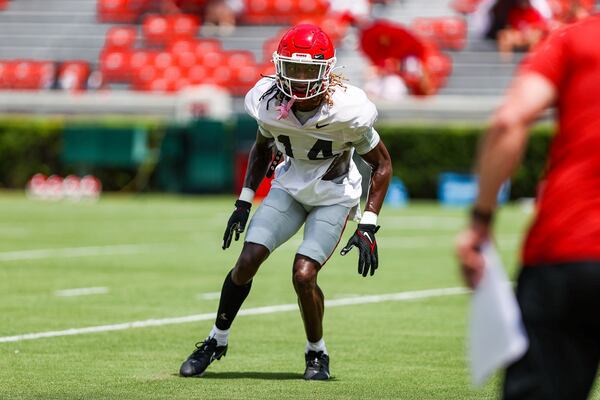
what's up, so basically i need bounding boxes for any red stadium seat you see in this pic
[434,17,467,50]
[225,51,255,69]
[411,18,436,43]
[149,75,178,92]
[411,17,467,51]
[143,14,200,46]
[207,66,233,89]
[97,0,140,23]
[100,50,131,82]
[192,38,222,59]
[0,61,13,88]
[228,64,259,95]
[242,0,329,24]
[451,0,483,14]
[131,64,158,90]
[223,51,258,95]
[0,0,8,11]
[258,61,275,76]
[294,0,329,16]
[262,37,280,63]
[173,50,197,72]
[10,61,55,90]
[169,39,196,54]
[167,14,200,40]
[58,61,90,91]
[154,51,174,70]
[174,77,191,91]
[294,14,350,44]
[187,64,209,85]
[424,51,453,94]
[242,0,270,24]
[201,50,225,70]
[104,26,137,50]
[129,50,158,72]
[163,65,183,82]
[142,14,170,46]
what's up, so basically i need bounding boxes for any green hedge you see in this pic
[0,117,556,198]
[0,118,66,188]
[377,124,554,199]
[0,118,161,191]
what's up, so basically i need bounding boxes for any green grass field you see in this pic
[0,192,596,400]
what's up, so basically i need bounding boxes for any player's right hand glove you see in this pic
[222,200,251,250]
[340,224,380,277]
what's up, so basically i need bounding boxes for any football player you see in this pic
[180,23,392,380]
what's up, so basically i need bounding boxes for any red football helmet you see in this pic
[273,24,336,100]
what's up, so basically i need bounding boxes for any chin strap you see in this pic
[276,97,296,120]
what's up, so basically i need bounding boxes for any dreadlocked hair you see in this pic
[324,72,347,107]
[258,72,348,109]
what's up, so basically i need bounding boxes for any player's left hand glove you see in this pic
[340,224,380,277]
[222,200,251,250]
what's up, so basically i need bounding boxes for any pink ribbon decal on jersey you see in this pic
[276,97,296,120]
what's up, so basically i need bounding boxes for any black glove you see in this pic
[222,200,252,250]
[340,224,380,277]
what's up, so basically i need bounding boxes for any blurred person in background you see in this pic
[495,0,550,59]
[363,63,409,102]
[179,23,392,380]
[358,19,436,96]
[456,14,600,399]
[466,0,552,52]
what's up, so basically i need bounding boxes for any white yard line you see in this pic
[197,292,222,300]
[0,287,469,343]
[54,287,109,297]
[0,244,161,263]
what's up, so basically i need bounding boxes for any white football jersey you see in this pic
[244,77,380,209]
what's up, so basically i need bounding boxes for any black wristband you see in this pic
[470,207,494,226]
[235,200,252,210]
[358,224,380,234]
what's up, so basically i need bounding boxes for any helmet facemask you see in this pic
[273,52,337,100]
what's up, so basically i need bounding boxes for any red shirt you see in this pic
[359,21,426,68]
[508,6,547,31]
[519,15,600,266]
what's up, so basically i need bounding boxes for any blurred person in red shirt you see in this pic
[359,20,437,96]
[456,15,600,399]
[496,0,549,59]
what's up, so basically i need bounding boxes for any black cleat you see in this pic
[304,351,330,380]
[179,337,228,377]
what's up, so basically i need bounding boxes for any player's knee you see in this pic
[233,251,261,283]
[292,261,318,291]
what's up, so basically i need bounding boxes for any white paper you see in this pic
[468,242,529,387]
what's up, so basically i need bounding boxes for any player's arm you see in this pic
[243,130,275,192]
[360,140,393,216]
[473,73,555,215]
[455,72,557,288]
[222,130,274,250]
[340,139,393,277]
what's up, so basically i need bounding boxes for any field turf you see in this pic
[0,192,597,399]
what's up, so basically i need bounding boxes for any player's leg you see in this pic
[293,203,350,380]
[293,254,325,343]
[180,189,307,377]
[503,263,600,400]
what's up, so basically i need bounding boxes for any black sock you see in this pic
[214,270,252,330]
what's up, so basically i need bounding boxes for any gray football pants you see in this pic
[245,188,351,265]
